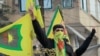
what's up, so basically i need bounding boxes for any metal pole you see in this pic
[87,44,100,51]
[66,25,85,40]
[39,0,44,19]
[38,0,45,32]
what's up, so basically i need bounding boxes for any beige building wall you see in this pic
[79,0,100,56]
[45,0,79,28]
[1,0,21,22]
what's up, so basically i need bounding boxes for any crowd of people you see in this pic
[29,8,96,56]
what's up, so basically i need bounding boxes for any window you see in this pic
[44,0,52,9]
[80,0,88,12]
[19,0,52,12]
[35,0,39,5]
[19,0,40,12]
[19,0,27,12]
[90,0,96,18]
[90,0,100,21]
[36,0,52,9]
[97,1,100,21]
[62,0,73,8]
[0,0,4,9]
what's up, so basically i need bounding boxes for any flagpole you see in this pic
[39,0,44,19]
[39,0,45,32]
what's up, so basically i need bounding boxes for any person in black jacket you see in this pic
[29,8,96,56]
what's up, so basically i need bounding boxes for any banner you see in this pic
[26,0,44,28]
[47,7,70,43]
[0,14,33,56]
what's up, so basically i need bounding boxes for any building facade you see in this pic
[0,0,99,56]
[79,0,100,56]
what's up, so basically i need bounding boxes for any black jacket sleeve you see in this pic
[75,29,96,56]
[32,20,49,48]
[63,39,74,56]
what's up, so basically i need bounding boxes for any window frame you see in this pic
[43,0,52,9]
[19,0,27,12]
[62,0,73,8]
[81,0,88,12]
[19,0,52,12]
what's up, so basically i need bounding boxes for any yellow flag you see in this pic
[26,0,44,28]
[36,5,44,28]
[0,14,33,56]
[26,0,37,17]
[47,7,70,43]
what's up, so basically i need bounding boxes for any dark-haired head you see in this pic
[53,24,64,32]
[53,24,69,42]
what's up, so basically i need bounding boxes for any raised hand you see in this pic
[28,7,36,20]
[92,28,96,33]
